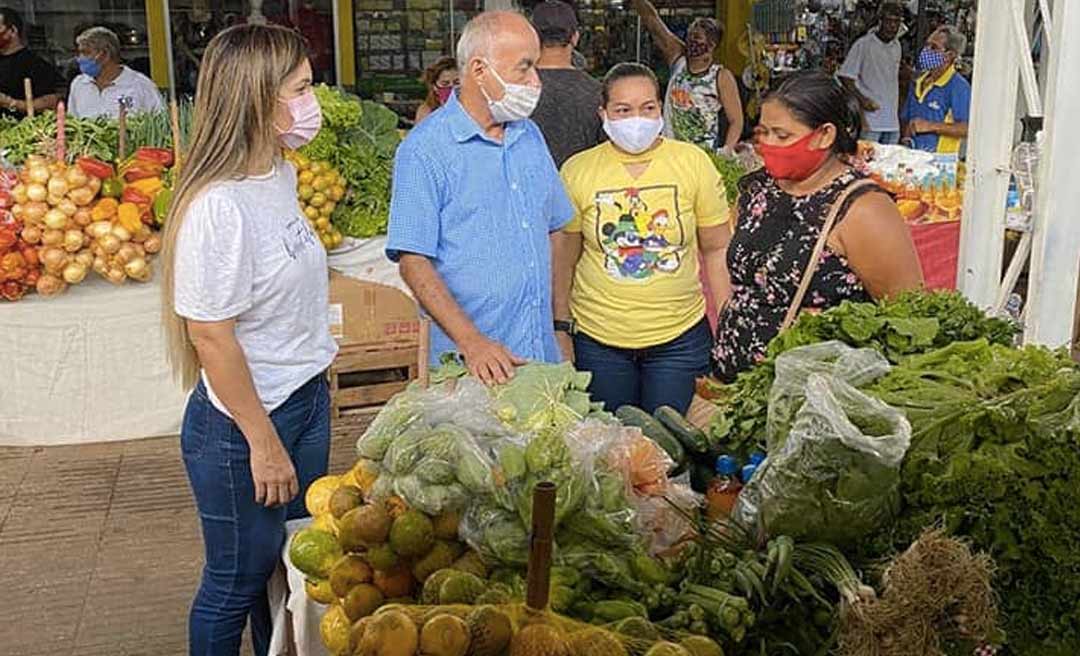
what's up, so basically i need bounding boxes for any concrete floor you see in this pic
[0,414,372,656]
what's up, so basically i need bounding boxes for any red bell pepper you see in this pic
[76,156,115,180]
[0,224,17,251]
[121,187,152,206]
[134,147,174,168]
[123,162,165,183]
[0,190,13,210]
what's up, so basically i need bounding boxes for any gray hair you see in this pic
[937,25,967,55]
[455,11,520,66]
[76,26,121,61]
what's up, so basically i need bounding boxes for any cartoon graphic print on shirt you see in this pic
[593,184,685,280]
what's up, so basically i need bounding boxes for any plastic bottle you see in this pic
[705,455,742,521]
[741,464,758,485]
[1011,116,1043,223]
[748,452,766,467]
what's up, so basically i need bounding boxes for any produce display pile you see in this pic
[288,361,998,656]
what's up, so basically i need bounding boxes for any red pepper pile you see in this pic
[0,169,42,301]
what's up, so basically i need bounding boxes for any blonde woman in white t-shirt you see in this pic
[160,24,337,656]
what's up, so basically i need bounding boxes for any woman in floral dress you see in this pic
[712,72,923,382]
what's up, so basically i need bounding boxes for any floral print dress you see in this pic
[711,168,876,382]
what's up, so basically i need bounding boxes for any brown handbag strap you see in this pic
[780,178,876,332]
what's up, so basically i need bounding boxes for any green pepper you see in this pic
[101,177,125,198]
[152,187,173,226]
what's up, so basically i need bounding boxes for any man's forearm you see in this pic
[930,121,968,138]
[7,94,61,114]
[399,254,482,348]
[551,231,582,321]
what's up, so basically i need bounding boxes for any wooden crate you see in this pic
[330,342,419,419]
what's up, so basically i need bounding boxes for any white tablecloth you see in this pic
[0,238,404,446]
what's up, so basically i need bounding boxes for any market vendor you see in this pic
[711,72,923,382]
[901,25,971,154]
[630,0,743,154]
[67,26,164,119]
[554,62,729,414]
[386,11,574,385]
[161,24,336,655]
[0,8,62,118]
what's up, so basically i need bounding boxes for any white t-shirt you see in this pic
[838,31,901,132]
[173,162,338,416]
[67,66,165,118]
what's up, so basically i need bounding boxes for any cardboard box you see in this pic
[328,272,420,348]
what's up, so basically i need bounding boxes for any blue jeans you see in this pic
[864,130,900,145]
[573,319,712,415]
[181,373,330,656]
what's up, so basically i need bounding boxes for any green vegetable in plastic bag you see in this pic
[498,444,527,481]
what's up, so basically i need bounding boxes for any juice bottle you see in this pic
[706,455,742,521]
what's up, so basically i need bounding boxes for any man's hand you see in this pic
[460,334,526,385]
[909,118,933,134]
[556,332,574,364]
[249,428,299,507]
[0,93,16,112]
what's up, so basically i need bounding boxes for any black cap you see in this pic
[531,1,578,44]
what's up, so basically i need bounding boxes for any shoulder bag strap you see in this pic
[779,178,877,332]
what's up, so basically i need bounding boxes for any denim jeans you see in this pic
[181,373,330,656]
[573,319,712,415]
[863,130,900,145]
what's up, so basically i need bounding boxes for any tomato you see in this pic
[76,157,115,180]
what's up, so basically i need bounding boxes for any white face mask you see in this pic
[603,115,664,154]
[481,60,541,124]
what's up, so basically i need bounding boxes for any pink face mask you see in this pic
[435,86,453,105]
[277,90,322,149]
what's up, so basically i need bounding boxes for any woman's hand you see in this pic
[250,428,299,507]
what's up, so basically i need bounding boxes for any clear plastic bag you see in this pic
[632,472,702,556]
[766,341,892,451]
[734,373,911,547]
[355,391,428,461]
[460,502,530,566]
[392,475,469,516]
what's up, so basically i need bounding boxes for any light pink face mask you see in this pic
[277,90,322,149]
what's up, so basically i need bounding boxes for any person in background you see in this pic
[160,24,336,655]
[414,56,458,124]
[631,0,743,154]
[901,25,971,154]
[387,12,574,385]
[67,26,164,118]
[554,63,729,414]
[0,8,61,118]
[529,1,604,169]
[837,2,904,144]
[712,72,923,381]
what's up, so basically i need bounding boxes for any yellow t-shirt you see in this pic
[560,139,728,349]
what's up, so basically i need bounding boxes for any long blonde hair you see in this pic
[161,24,308,390]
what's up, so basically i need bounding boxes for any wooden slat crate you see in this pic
[329,342,419,419]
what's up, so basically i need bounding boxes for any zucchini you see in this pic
[615,405,687,474]
[654,405,710,454]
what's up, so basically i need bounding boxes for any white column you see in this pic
[1024,0,1080,347]
[957,0,1022,309]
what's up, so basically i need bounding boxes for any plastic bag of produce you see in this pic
[733,373,911,547]
[420,378,516,437]
[355,390,429,461]
[460,503,530,565]
[766,341,892,451]
[631,472,702,556]
[392,475,470,515]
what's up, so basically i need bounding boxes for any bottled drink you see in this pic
[741,464,758,485]
[1011,116,1043,224]
[705,455,742,521]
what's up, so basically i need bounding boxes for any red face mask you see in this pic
[755,129,831,181]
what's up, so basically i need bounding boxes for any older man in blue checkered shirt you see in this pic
[387,11,575,385]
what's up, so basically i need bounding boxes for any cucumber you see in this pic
[615,405,687,474]
[654,405,710,454]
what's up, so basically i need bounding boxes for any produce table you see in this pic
[909,220,961,290]
[0,241,404,447]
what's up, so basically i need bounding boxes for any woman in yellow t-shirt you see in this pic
[553,63,731,414]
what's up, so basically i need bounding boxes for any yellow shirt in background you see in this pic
[560,139,728,349]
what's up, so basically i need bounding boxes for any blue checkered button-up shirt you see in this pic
[387,93,574,365]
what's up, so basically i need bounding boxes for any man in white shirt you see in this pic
[838,3,903,145]
[67,26,164,119]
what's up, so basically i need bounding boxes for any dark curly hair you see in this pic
[765,71,863,156]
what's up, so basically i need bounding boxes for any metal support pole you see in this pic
[1025,0,1080,346]
[957,0,1022,309]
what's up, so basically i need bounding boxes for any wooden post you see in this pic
[170,99,182,171]
[117,103,128,162]
[23,78,33,119]
[55,101,66,163]
[525,481,556,612]
[417,318,431,388]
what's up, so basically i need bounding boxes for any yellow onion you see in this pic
[86,176,101,196]
[74,250,94,268]
[11,184,28,204]
[131,224,150,243]
[115,243,138,265]
[26,183,47,202]
[48,161,66,177]
[10,204,24,220]
[20,225,42,245]
[68,186,95,207]
[35,273,65,297]
[86,221,112,240]
[65,166,89,189]
[142,234,162,254]
[62,261,88,284]
[41,229,64,248]
[27,165,50,185]
[40,246,68,274]
[92,255,108,275]
[110,224,132,242]
[72,208,92,227]
[47,176,69,197]
[46,194,66,208]
[98,234,122,254]
[22,201,47,223]
[57,197,78,217]
[124,257,150,281]
[44,208,69,230]
[63,229,85,253]
[105,266,126,285]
